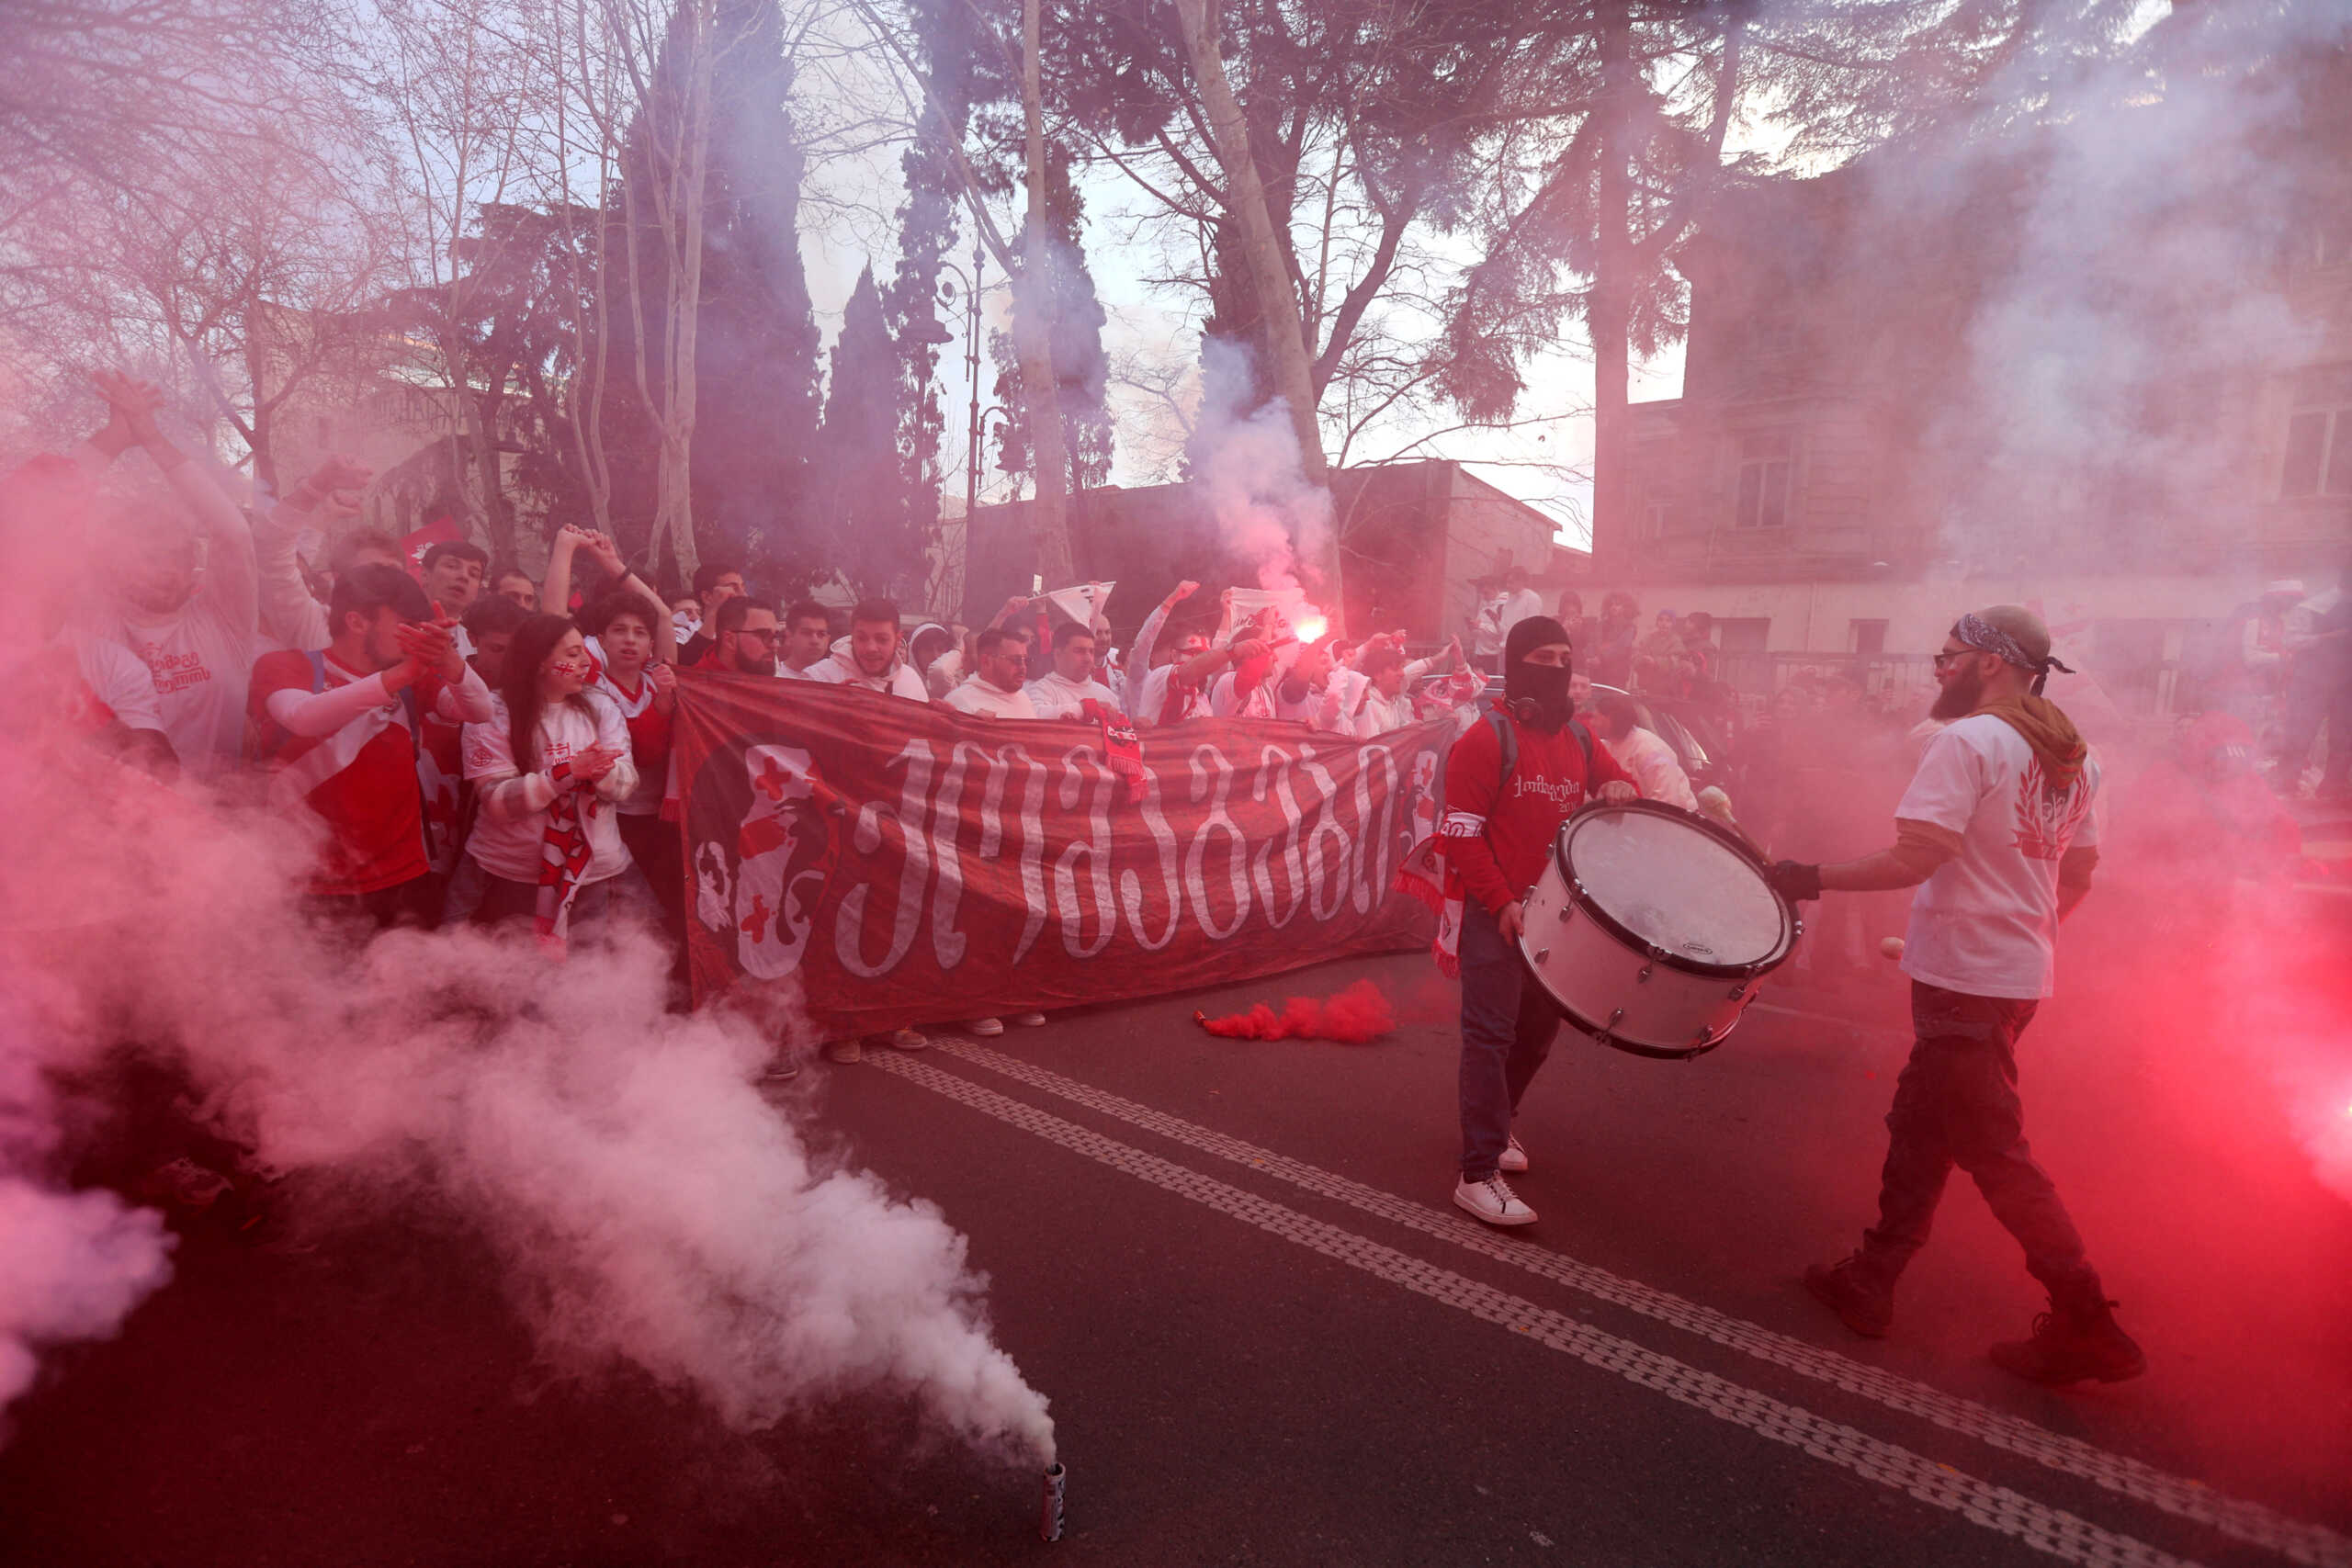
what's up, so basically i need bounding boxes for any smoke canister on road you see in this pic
[1040,1462,1067,1542]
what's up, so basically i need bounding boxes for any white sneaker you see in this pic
[1498,1134,1529,1174]
[1453,1174,1537,1227]
[967,1017,1006,1036]
[1010,1011,1048,1028]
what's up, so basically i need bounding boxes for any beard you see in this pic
[1929,663,1984,720]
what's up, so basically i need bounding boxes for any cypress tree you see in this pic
[820,268,916,595]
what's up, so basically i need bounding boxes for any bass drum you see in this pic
[1517,799,1796,1060]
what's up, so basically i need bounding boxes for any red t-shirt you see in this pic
[1439,713,1637,914]
[249,650,436,896]
[603,675,671,773]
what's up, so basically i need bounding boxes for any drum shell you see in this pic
[1519,866,1763,1055]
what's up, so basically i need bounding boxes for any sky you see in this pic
[789,52,1731,553]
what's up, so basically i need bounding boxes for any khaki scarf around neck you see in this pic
[1972,693,2086,795]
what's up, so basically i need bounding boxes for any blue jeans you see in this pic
[1458,900,1561,1179]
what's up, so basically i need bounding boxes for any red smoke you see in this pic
[1197,979,1396,1043]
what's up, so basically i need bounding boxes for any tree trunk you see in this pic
[1168,0,1344,627]
[653,0,715,581]
[1589,0,1635,576]
[460,381,516,562]
[1015,0,1075,588]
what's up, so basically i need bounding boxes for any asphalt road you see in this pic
[5,922,2349,1567]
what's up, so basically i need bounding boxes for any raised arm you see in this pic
[96,372,257,630]
[1128,580,1196,687]
[261,454,373,651]
[579,531,676,664]
[541,524,589,621]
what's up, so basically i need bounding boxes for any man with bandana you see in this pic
[1767,606,2145,1387]
[1439,615,1639,1226]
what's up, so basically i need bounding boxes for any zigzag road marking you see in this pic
[925,1037,2348,1568]
[874,1052,2201,1568]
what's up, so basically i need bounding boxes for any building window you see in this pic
[1643,498,1668,539]
[1849,619,1887,655]
[1734,431,1792,529]
[2281,408,2352,497]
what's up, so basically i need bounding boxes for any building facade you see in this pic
[1593,85,2352,720]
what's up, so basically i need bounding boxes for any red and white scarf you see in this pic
[535,755,596,953]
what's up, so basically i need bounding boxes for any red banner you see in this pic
[670,672,1449,1038]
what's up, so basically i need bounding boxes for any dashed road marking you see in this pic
[923,1037,2349,1568]
[873,1051,2203,1568]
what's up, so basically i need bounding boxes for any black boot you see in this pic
[1804,1251,1895,1338]
[1990,1294,2147,1386]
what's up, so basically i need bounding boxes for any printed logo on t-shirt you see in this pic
[2012,757,2093,862]
[132,640,212,696]
[1509,774,1587,808]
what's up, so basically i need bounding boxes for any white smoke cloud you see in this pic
[1893,4,2347,570]
[1189,336,1337,604]
[0,607,1051,1459]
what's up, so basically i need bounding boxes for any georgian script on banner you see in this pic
[668,673,1449,1037]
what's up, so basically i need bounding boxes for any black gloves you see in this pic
[1767,860,1823,904]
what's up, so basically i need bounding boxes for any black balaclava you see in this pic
[1504,615,1574,731]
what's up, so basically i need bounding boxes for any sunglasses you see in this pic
[1930,649,1976,671]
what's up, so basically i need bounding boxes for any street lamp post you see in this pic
[934,233,987,521]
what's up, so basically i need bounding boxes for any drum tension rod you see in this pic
[1635,964,1653,984]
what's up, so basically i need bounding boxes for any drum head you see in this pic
[1560,803,1790,971]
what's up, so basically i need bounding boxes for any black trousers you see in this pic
[1860,982,2101,1303]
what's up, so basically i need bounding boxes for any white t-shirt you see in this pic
[1023,670,1118,720]
[1132,663,1205,727]
[460,693,637,885]
[70,633,165,734]
[1336,683,1417,739]
[941,677,1037,719]
[1604,725,1697,810]
[1474,588,1545,657]
[1896,714,2101,1001]
[1208,671,1278,720]
[926,648,967,699]
[85,598,254,780]
[803,651,928,701]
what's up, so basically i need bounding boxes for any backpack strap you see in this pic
[1484,705,1518,789]
[1566,718,1594,780]
[305,649,327,693]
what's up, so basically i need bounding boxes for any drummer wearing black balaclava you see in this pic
[1765,604,2145,1387]
[1439,615,1639,1226]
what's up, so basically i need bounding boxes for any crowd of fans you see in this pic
[27,375,2335,1073]
[27,374,1718,1073]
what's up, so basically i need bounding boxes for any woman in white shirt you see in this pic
[461,614,638,945]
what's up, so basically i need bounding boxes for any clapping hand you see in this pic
[394,615,465,682]
[568,743,621,784]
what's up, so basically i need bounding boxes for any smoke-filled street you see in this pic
[6,0,2352,1562]
[6,908,2347,1567]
